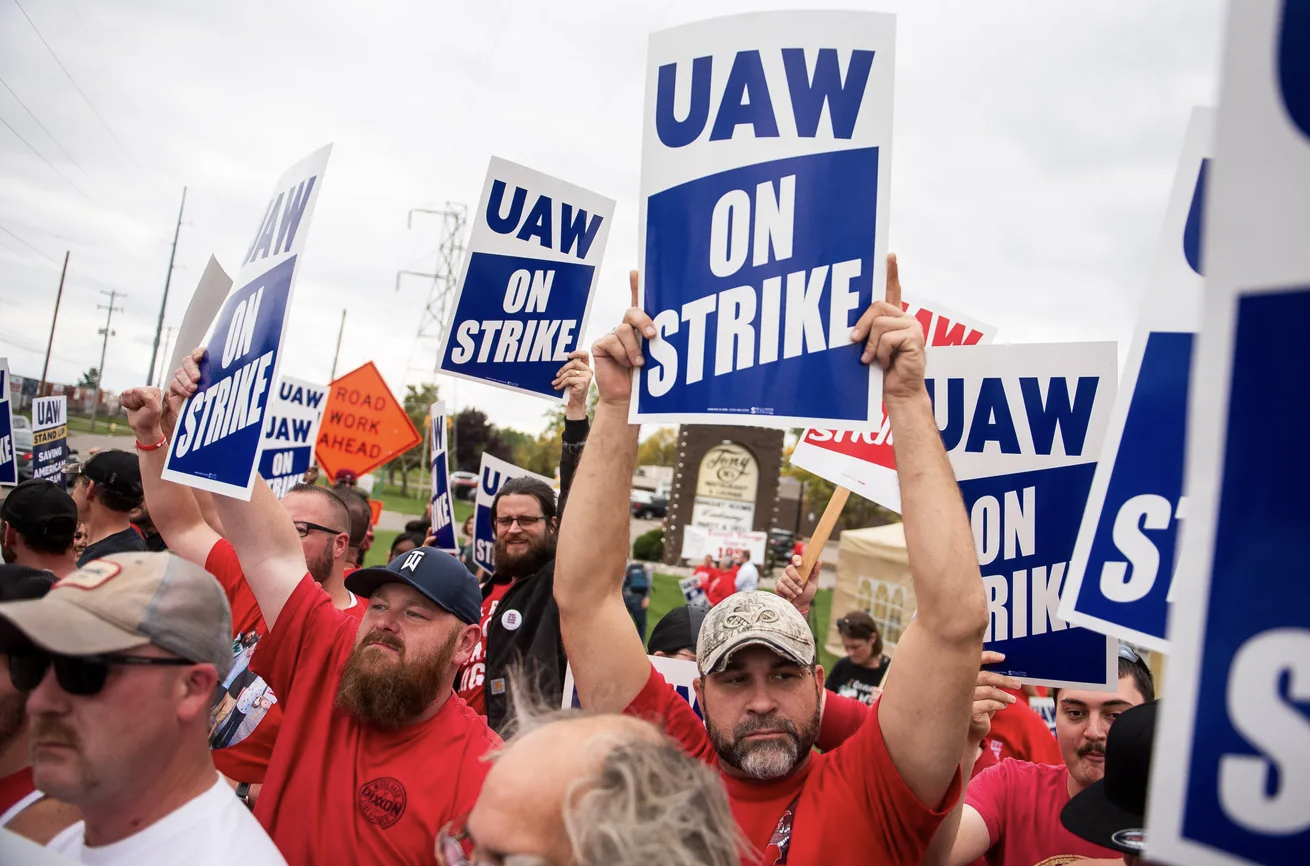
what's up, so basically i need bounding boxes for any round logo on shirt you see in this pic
[358,777,407,828]
[501,609,523,631]
[1110,829,1147,852]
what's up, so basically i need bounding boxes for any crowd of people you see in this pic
[0,260,1169,865]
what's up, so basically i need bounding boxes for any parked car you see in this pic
[450,470,478,501]
[11,415,31,431]
[767,528,796,571]
[13,427,33,482]
[630,489,667,519]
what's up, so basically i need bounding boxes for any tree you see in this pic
[636,427,678,467]
[384,383,440,496]
[78,368,99,388]
[452,408,509,472]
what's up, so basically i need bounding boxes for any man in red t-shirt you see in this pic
[983,686,1062,765]
[200,473,499,865]
[922,652,1156,866]
[122,384,367,801]
[552,264,990,865]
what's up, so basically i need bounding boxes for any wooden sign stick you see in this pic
[799,486,850,589]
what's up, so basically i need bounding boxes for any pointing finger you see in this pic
[884,253,901,310]
[629,270,639,308]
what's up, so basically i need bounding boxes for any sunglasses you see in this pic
[7,647,194,696]
[436,819,550,866]
[1117,643,1144,665]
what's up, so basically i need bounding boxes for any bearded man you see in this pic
[156,351,500,866]
[455,350,593,732]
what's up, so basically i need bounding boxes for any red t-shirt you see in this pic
[455,580,513,715]
[706,570,738,606]
[626,666,959,865]
[966,760,1120,865]
[205,540,365,784]
[251,575,500,865]
[985,689,1062,765]
[694,565,717,588]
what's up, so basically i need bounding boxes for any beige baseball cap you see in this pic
[696,591,816,676]
[0,552,233,680]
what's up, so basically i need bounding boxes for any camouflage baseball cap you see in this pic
[0,552,233,680]
[696,591,816,676]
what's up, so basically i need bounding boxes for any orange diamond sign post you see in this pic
[314,362,421,482]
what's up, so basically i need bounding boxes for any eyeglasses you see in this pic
[7,647,195,697]
[436,819,550,866]
[493,515,545,530]
[293,521,345,538]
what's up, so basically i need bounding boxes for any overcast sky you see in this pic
[0,0,1226,436]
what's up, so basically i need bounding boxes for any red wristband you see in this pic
[135,435,168,452]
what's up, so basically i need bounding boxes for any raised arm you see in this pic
[167,348,305,627]
[120,384,221,567]
[554,272,657,713]
[852,255,990,807]
[551,349,592,520]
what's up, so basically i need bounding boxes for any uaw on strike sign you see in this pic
[260,376,327,498]
[438,158,614,400]
[163,146,331,500]
[1147,4,1310,865]
[632,12,895,429]
[1058,107,1212,653]
[314,362,420,482]
[790,298,994,512]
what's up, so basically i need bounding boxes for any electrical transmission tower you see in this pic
[396,203,467,382]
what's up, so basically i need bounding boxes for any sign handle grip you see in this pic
[799,486,849,589]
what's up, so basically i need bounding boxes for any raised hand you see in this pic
[552,349,594,417]
[969,651,1020,744]
[590,270,656,407]
[849,254,927,402]
[774,554,821,612]
[120,387,166,441]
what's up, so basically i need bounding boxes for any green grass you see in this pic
[364,530,399,567]
[16,411,119,436]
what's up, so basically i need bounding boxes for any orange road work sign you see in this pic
[314,362,420,481]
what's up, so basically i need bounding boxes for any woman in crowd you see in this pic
[824,611,892,705]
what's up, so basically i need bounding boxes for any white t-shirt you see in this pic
[48,777,286,866]
[735,561,760,593]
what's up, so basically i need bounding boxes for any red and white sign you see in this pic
[789,299,995,512]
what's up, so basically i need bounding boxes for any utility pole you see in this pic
[147,187,187,386]
[89,289,125,433]
[38,251,70,396]
[330,309,346,381]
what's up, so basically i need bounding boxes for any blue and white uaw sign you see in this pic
[921,343,1117,689]
[163,145,331,500]
[472,452,553,574]
[1147,4,1310,865]
[259,375,326,499]
[562,656,702,718]
[1059,107,1213,653]
[429,401,458,554]
[0,359,16,486]
[438,158,614,400]
[632,11,896,428]
[31,396,67,486]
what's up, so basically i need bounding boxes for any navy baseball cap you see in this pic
[345,547,481,625]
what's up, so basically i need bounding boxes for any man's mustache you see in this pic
[361,631,405,654]
[1078,742,1106,758]
[734,714,799,745]
[29,719,79,749]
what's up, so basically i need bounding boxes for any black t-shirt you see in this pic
[78,527,148,566]
[824,655,891,705]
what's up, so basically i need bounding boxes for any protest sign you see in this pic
[913,343,1119,689]
[1147,5,1310,865]
[259,375,326,498]
[162,146,331,499]
[0,360,15,486]
[789,298,995,511]
[632,11,897,429]
[679,525,767,564]
[368,499,383,526]
[1059,108,1213,653]
[164,256,232,383]
[314,362,421,482]
[31,396,67,486]
[438,158,614,400]
[472,453,553,573]
[562,655,701,718]
[678,577,709,609]
[428,401,458,553]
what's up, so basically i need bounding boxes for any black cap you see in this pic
[648,604,707,656]
[0,480,78,549]
[0,564,57,602]
[345,546,481,625]
[80,450,143,510]
[1061,701,1157,855]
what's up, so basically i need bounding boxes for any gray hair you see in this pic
[502,674,749,866]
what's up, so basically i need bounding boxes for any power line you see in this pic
[10,0,153,183]
[0,72,90,178]
[0,109,95,203]
[0,223,57,264]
